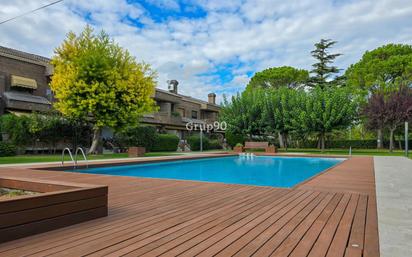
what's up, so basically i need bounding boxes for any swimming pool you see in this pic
[73,156,344,188]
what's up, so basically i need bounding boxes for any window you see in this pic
[191,110,198,119]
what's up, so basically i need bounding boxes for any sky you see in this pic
[0,0,412,103]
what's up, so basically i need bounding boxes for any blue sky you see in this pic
[1,0,412,102]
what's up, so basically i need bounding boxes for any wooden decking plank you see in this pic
[306,194,353,257]
[41,186,267,256]
[41,185,268,255]
[236,192,331,257]
[0,184,240,255]
[0,156,380,257]
[161,191,315,257]
[235,193,326,256]
[230,192,322,257]
[4,185,255,257]
[344,247,363,257]
[93,188,289,256]
[363,195,380,257]
[269,193,336,257]
[0,181,215,252]
[138,190,305,257]
[179,192,319,256]
[347,195,368,251]
[287,193,344,257]
[120,190,295,257]
[325,194,360,257]
[192,191,323,257]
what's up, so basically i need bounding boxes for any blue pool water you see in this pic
[73,156,344,188]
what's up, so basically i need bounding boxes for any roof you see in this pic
[155,88,220,108]
[3,91,51,105]
[0,45,51,66]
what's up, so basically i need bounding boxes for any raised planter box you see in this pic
[265,145,277,153]
[0,176,108,243]
[128,146,146,157]
[233,146,244,153]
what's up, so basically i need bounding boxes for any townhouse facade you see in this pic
[0,46,221,139]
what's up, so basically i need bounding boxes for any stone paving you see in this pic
[374,156,412,257]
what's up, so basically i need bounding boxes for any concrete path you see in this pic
[374,156,412,257]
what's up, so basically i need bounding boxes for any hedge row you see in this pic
[151,134,180,152]
[187,135,222,151]
[300,139,412,149]
[0,142,17,157]
[114,126,180,152]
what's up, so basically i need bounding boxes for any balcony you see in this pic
[142,112,184,126]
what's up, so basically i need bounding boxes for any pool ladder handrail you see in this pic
[62,147,88,169]
[75,147,89,168]
[238,152,255,158]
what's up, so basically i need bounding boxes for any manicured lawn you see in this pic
[0,152,183,165]
[278,148,412,158]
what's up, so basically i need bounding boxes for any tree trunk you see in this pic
[283,133,288,151]
[278,132,285,148]
[377,129,383,149]
[88,127,102,154]
[398,136,402,150]
[320,132,325,152]
[389,128,395,152]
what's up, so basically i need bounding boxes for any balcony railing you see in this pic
[142,112,219,127]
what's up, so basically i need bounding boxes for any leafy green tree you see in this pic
[50,26,157,154]
[246,66,309,90]
[0,114,31,147]
[309,39,342,88]
[345,43,412,148]
[346,44,412,96]
[263,87,304,148]
[293,87,358,150]
[221,89,266,139]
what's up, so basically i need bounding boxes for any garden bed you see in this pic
[0,187,38,200]
[0,176,108,243]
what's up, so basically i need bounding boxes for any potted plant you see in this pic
[233,143,244,153]
[128,146,146,157]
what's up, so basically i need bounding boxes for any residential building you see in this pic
[0,46,53,115]
[0,46,221,139]
[141,80,221,139]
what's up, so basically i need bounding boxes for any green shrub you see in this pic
[208,139,222,150]
[226,132,245,147]
[151,134,179,152]
[187,135,210,151]
[297,139,412,149]
[0,142,17,156]
[114,126,157,150]
[235,143,243,147]
[0,114,31,146]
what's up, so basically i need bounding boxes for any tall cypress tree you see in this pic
[309,39,342,88]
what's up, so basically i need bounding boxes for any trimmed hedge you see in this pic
[299,139,412,149]
[114,126,158,150]
[0,142,17,157]
[187,135,210,151]
[151,134,179,152]
[225,132,245,147]
[209,139,222,150]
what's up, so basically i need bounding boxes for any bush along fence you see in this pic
[186,135,222,151]
[299,139,412,149]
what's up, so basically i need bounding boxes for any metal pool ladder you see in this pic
[62,147,88,169]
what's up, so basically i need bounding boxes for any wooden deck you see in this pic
[0,156,379,257]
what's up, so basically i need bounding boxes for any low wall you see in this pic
[0,177,108,243]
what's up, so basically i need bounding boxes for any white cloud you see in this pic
[0,0,411,101]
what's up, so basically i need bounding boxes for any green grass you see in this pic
[0,152,183,165]
[2,148,407,165]
[277,148,412,158]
